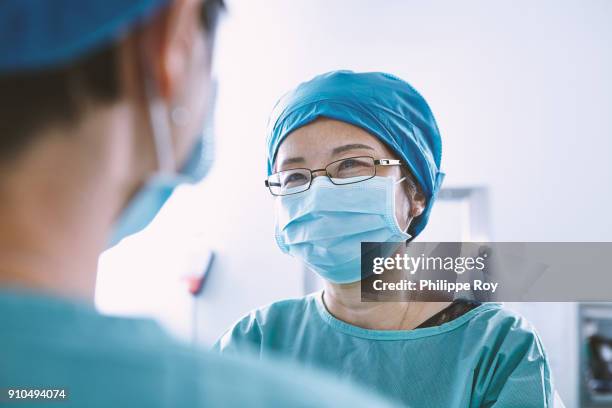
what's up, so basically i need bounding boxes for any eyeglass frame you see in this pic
[264,156,403,196]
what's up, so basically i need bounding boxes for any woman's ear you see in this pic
[410,192,426,218]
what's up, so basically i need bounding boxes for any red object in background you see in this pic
[184,251,214,296]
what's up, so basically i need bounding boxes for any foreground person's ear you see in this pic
[136,0,206,102]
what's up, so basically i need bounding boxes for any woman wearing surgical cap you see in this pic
[215,71,553,406]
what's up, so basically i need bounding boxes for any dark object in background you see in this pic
[587,334,612,393]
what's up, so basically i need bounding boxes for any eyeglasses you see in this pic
[265,156,403,196]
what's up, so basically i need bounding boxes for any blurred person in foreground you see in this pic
[0,2,399,407]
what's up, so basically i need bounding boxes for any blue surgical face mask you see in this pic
[274,176,411,284]
[107,80,217,248]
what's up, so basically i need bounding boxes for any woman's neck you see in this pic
[322,281,451,331]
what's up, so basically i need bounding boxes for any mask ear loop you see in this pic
[394,176,414,236]
[140,49,176,176]
[394,176,414,244]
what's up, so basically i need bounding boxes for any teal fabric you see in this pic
[266,70,445,237]
[0,289,400,408]
[215,293,553,407]
[0,0,168,72]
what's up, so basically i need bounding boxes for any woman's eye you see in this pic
[284,172,308,185]
[339,159,365,170]
[339,159,355,170]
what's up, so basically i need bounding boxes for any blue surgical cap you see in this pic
[266,70,445,237]
[0,0,169,73]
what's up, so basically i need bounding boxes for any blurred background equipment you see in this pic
[580,304,612,407]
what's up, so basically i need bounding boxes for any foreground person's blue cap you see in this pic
[266,70,445,237]
[0,0,169,73]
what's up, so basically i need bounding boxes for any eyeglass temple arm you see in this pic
[264,180,282,187]
[375,159,403,166]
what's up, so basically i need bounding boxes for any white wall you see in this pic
[98,1,612,407]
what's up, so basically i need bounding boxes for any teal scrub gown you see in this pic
[214,293,553,407]
[0,289,400,408]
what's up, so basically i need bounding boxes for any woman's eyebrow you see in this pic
[331,143,374,155]
[279,156,305,169]
[278,143,374,169]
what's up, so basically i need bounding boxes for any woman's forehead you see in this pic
[275,118,397,169]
